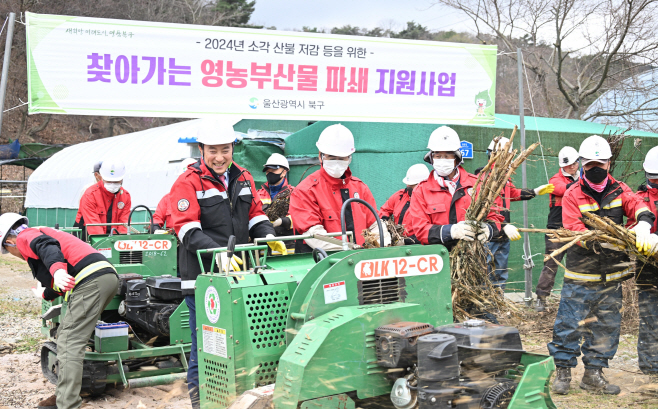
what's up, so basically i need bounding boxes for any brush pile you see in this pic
[265,189,291,221]
[361,219,407,248]
[451,126,540,321]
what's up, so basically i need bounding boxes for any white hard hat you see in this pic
[100,159,126,182]
[180,158,198,175]
[263,153,289,171]
[558,146,579,167]
[487,137,513,153]
[425,126,462,163]
[196,118,237,146]
[579,135,612,164]
[316,124,355,157]
[644,146,658,175]
[0,213,28,254]
[403,164,430,185]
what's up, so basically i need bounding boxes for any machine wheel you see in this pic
[41,341,59,385]
[481,379,517,409]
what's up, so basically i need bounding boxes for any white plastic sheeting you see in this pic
[26,119,207,210]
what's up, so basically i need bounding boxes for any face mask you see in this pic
[433,159,456,177]
[405,186,414,196]
[584,166,608,184]
[266,171,284,186]
[323,160,350,178]
[104,182,122,194]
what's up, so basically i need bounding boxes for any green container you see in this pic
[94,322,129,353]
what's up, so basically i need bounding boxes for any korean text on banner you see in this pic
[26,12,497,124]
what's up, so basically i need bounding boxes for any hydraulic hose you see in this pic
[340,198,384,250]
[127,205,154,235]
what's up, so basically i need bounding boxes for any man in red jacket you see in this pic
[535,146,580,311]
[75,159,131,241]
[549,135,655,395]
[0,212,118,409]
[407,126,503,249]
[379,164,430,243]
[258,153,295,249]
[169,119,286,408]
[289,124,390,252]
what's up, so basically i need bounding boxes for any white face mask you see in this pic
[104,182,122,194]
[433,159,456,177]
[323,159,350,178]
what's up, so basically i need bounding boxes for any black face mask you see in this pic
[585,166,608,184]
[405,186,414,196]
[266,172,283,186]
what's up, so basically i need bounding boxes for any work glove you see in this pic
[271,218,283,228]
[647,234,658,256]
[600,242,625,252]
[218,253,243,272]
[368,220,392,247]
[632,221,653,254]
[450,221,476,241]
[153,229,169,235]
[53,269,75,292]
[31,282,44,299]
[265,234,288,255]
[503,224,521,241]
[477,222,493,243]
[534,184,555,196]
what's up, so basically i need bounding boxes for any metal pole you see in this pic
[518,48,533,307]
[0,13,16,138]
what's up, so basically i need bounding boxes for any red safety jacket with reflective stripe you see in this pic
[76,181,131,235]
[629,183,658,283]
[289,167,377,246]
[153,193,173,229]
[407,167,503,246]
[379,188,414,236]
[562,176,653,283]
[17,227,110,300]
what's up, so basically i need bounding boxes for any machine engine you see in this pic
[376,320,525,409]
[118,274,183,338]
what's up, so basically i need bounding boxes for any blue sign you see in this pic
[460,141,474,159]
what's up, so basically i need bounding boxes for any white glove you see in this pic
[153,229,169,235]
[632,221,653,254]
[31,282,45,299]
[647,234,658,256]
[53,269,75,291]
[534,184,555,196]
[304,225,342,251]
[450,221,476,241]
[368,220,392,247]
[477,222,493,242]
[600,242,625,252]
[503,224,521,241]
[217,253,244,272]
[272,218,283,228]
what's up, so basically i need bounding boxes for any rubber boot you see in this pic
[580,368,621,395]
[552,367,572,395]
[189,387,201,409]
[37,395,57,409]
[535,296,546,312]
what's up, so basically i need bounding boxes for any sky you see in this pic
[249,0,475,34]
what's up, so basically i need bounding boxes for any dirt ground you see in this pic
[1,253,658,409]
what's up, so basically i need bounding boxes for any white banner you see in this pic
[26,12,497,124]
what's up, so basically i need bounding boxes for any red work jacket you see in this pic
[379,188,413,236]
[76,181,131,235]
[562,176,653,283]
[153,193,173,229]
[289,167,377,246]
[630,182,658,282]
[547,171,577,229]
[407,167,503,246]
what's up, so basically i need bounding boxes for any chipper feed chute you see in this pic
[195,239,556,409]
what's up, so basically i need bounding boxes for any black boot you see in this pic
[189,387,201,409]
[580,368,621,395]
[552,367,572,395]
[535,296,546,312]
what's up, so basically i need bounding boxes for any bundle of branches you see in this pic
[265,189,291,221]
[361,220,406,249]
[450,126,540,321]
[362,228,381,249]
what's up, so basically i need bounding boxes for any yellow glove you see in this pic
[534,184,555,196]
[266,234,288,255]
[219,253,243,272]
[230,255,243,271]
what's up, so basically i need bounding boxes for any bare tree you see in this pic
[432,0,658,120]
